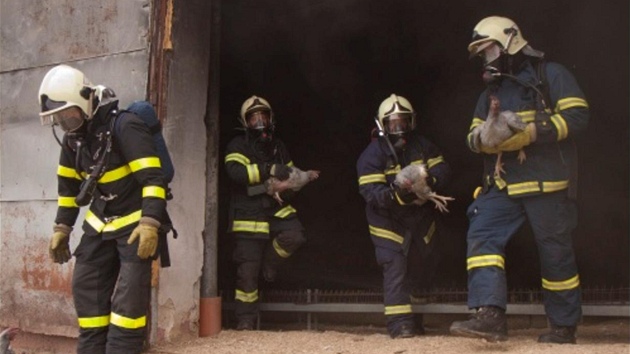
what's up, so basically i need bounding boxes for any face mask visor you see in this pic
[384,114,412,136]
[42,106,86,132]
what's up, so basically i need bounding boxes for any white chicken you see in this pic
[265,166,320,204]
[0,327,19,354]
[477,95,528,177]
[394,164,454,213]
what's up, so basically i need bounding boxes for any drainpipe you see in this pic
[200,0,222,337]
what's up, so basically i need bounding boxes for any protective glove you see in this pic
[50,224,72,264]
[269,164,292,181]
[127,217,160,259]
[391,184,419,205]
[479,123,537,154]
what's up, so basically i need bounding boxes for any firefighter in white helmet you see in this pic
[450,16,590,344]
[39,64,167,353]
[357,94,452,338]
[224,95,308,330]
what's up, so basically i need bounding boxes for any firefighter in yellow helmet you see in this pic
[224,95,308,330]
[450,16,590,344]
[39,64,167,353]
[357,94,452,338]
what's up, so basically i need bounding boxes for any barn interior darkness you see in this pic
[216,1,629,295]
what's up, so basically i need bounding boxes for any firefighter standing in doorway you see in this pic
[357,94,452,338]
[39,65,167,353]
[224,95,307,330]
[449,16,590,344]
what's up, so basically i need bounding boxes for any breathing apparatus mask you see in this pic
[383,114,412,151]
[246,109,274,143]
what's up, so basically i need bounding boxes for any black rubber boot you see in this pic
[538,325,576,344]
[449,306,508,342]
[390,323,415,339]
[236,318,255,331]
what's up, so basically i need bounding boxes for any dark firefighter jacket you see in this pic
[357,132,451,252]
[224,134,301,239]
[466,60,590,197]
[55,103,167,240]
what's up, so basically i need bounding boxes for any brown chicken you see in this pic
[478,95,528,177]
[265,166,320,205]
[394,164,454,213]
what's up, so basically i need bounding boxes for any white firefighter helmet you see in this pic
[377,94,416,135]
[468,16,528,58]
[239,95,274,129]
[38,65,95,126]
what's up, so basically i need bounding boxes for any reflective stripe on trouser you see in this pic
[263,229,306,271]
[466,186,581,326]
[375,246,414,335]
[73,234,151,354]
[233,239,266,322]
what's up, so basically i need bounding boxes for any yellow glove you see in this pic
[50,224,72,264]
[479,123,537,154]
[127,217,160,259]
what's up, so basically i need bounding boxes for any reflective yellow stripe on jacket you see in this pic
[85,209,142,233]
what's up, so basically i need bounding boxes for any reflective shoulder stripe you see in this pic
[369,225,404,244]
[274,205,297,218]
[467,254,505,270]
[232,220,270,234]
[384,304,412,315]
[358,174,386,185]
[143,186,166,199]
[78,315,110,328]
[128,157,161,172]
[225,152,250,165]
[110,312,146,329]
[410,159,425,165]
[58,196,78,208]
[99,165,132,183]
[542,274,580,291]
[287,161,294,167]
[57,165,82,180]
[235,289,259,303]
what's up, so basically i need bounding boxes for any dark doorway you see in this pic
[217,0,629,294]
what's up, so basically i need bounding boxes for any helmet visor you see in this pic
[42,106,85,132]
[384,114,412,135]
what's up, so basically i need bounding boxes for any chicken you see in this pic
[394,164,454,213]
[477,95,528,177]
[265,166,320,204]
[0,327,19,354]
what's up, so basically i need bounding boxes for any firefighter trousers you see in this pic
[466,186,582,326]
[73,233,152,354]
[375,235,435,336]
[233,229,305,323]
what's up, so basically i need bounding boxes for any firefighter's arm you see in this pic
[533,63,589,144]
[117,114,166,222]
[54,146,82,226]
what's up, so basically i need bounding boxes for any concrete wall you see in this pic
[0,0,210,343]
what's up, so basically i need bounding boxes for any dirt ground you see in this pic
[149,318,629,354]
